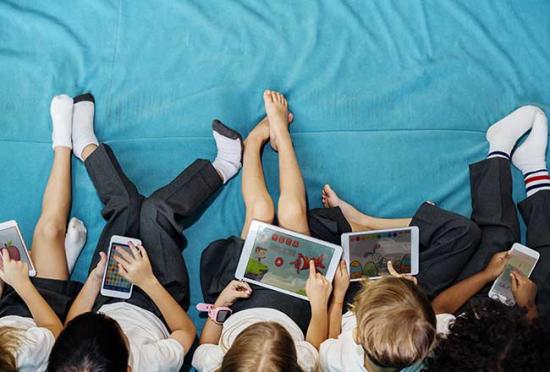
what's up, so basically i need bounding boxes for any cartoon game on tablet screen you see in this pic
[348,230,412,279]
[244,225,334,297]
[0,227,29,269]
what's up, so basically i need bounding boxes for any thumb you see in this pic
[387,261,399,276]
[510,272,519,292]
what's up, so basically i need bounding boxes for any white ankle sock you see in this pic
[72,94,98,161]
[512,111,548,174]
[211,120,243,184]
[64,217,87,274]
[487,105,541,159]
[50,95,73,149]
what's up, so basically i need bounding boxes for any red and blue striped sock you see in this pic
[524,169,550,197]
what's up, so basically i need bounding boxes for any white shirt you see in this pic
[192,308,319,371]
[0,315,54,372]
[319,311,455,372]
[99,302,185,372]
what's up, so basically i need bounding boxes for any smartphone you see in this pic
[0,220,36,277]
[488,243,539,306]
[100,235,141,299]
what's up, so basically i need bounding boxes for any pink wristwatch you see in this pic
[196,303,233,325]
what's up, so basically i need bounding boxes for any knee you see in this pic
[277,197,307,227]
[247,198,275,224]
[455,219,482,248]
[35,220,66,243]
[141,196,163,221]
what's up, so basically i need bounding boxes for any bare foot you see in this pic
[263,90,290,151]
[322,184,369,230]
[244,113,294,145]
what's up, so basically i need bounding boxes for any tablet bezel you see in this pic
[342,226,419,281]
[235,220,343,301]
[0,220,36,277]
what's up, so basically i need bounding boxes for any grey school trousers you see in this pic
[85,144,222,314]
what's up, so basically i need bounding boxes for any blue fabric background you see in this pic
[1,0,549,337]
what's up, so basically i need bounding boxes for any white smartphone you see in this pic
[341,226,420,281]
[0,220,36,277]
[100,235,141,299]
[488,243,539,306]
[235,220,343,301]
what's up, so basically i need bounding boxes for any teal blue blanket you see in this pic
[1,1,549,332]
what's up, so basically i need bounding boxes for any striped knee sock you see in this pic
[524,169,550,197]
[487,151,510,160]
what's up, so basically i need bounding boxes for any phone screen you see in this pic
[493,250,537,303]
[0,226,31,270]
[103,243,132,293]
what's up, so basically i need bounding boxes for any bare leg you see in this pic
[321,184,412,231]
[81,144,98,162]
[30,148,73,280]
[264,90,310,235]
[241,118,275,238]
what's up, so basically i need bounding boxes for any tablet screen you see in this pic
[348,229,412,279]
[243,224,337,297]
[0,226,31,269]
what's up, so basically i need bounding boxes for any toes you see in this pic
[264,90,273,103]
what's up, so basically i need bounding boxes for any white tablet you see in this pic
[342,226,419,281]
[235,220,343,301]
[0,220,36,277]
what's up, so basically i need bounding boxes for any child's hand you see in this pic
[510,270,538,310]
[483,251,510,281]
[332,260,350,302]
[90,252,107,282]
[113,242,156,288]
[0,249,30,290]
[215,280,252,308]
[387,261,418,285]
[306,260,332,309]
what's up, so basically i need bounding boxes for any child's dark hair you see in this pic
[425,298,550,371]
[48,312,129,372]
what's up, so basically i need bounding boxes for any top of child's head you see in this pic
[47,312,130,372]
[0,326,23,372]
[220,321,303,372]
[351,276,437,370]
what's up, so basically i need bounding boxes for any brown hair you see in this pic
[220,322,303,372]
[351,276,436,369]
[0,326,24,372]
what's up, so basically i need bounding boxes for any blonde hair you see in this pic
[220,322,303,372]
[0,326,23,372]
[351,276,436,368]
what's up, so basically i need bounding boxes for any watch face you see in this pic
[216,310,232,323]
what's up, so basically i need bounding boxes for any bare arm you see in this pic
[140,277,196,351]
[199,280,252,345]
[115,243,198,352]
[65,252,106,324]
[432,271,492,314]
[432,251,509,314]
[328,260,349,339]
[328,300,345,339]
[0,250,63,337]
[305,261,332,349]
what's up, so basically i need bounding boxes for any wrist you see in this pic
[332,294,346,305]
[480,269,496,282]
[139,276,160,293]
[214,298,233,308]
[310,301,329,314]
[12,278,33,293]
